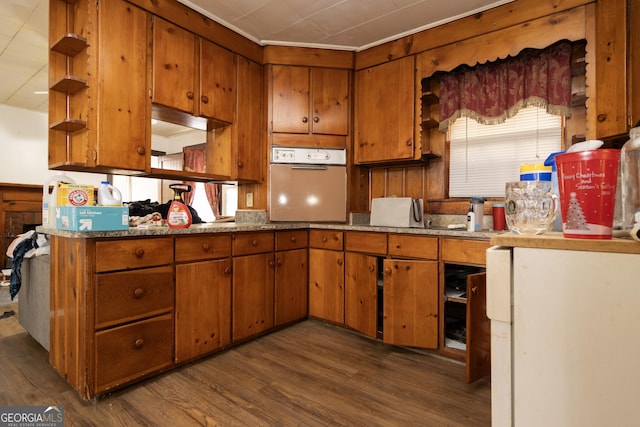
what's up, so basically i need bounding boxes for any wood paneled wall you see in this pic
[1,184,42,268]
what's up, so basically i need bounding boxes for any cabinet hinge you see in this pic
[93,149,97,163]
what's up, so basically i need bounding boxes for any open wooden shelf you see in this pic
[51,33,87,56]
[49,118,87,133]
[50,76,87,95]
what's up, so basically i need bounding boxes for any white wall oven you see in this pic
[269,147,347,222]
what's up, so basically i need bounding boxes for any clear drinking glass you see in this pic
[505,181,558,235]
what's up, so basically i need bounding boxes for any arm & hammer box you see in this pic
[56,206,129,231]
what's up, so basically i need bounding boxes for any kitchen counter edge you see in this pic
[37,223,498,240]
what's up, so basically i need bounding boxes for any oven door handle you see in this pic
[290,164,329,170]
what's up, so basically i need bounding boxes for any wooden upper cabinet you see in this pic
[269,65,349,148]
[152,17,236,124]
[355,56,416,164]
[152,17,196,115]
[594,0,635,139]
[233,57,263,182]
[94,0,149,171]
[199,39,236,123]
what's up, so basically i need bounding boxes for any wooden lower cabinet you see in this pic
[275,231,309,326]
[308,248,344,323]
[382,258,439,348]
[440,238,491,383]
[344,252,378,338]
[175,234,232,363]
[50,236,176,399]
[232,232,275,342]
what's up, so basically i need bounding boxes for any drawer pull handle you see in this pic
[251,239,258,246]
[290,236,297,243]
[322,236,328,243]
[313,116,319,123]
[202,243,210,251]
[133,288,146,298]
[134,338,144,348]
[135,248,145,258]
[302,116,308,123]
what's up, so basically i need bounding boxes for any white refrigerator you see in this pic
[487,240,640,427]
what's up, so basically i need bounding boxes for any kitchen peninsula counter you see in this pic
[39,222,497,240]
[44,221,496,399]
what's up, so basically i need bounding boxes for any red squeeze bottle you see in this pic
[167,184,193,229]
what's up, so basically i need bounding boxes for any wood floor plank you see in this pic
[0,319,491,426]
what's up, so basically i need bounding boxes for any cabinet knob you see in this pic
[201,95,209,104]
[135,248,145,258]
[313,117,319,123]
[186,91,194,100]
[290,236,297,243]
[368,265,375,272]
[597,113,607,122]
[384,267,392,275]
[269,259,275,267]
[471,286,478,295]
[134,338,144,348]
[322,236,328,243]
[136,145,146,156]
[302,116,308,123]
[251,239,258,246]
[405,139,413,146]
[224,267,232,275]
[237,161,244,168]
[337,258,343,266]
[276,258,283,266]
[133,288,146,298]
[202,243,210,251]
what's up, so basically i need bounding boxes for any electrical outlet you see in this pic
[246,192,254,208]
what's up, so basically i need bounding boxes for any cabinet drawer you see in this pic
[95,313,174,392]
[276,230,308,251]
[232,232,274,256]
[95,266,174,329]
[344,231,387,255]
[309,230,343,250]
[388,234,438,259]
[441,238,490,265]
[175,234,231,262]
[95,238,173,272]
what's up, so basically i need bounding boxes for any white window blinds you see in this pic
[448,106,562,198]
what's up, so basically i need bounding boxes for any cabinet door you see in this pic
[152,17,195,114]
[345,252,378,338]
[232,253,275,342]
[355,56,415,163]
[311,68,349,135]
[275,248,308,326]
[234,57,263,182]
[175,259,232,363]
[199,40,235,123]
[466,272,490,383]
[383,259,438,348]
[271,65,310,133]
[308,248,344,324]
[95,0,148,171]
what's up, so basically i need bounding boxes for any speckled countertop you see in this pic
[37,221,499,240]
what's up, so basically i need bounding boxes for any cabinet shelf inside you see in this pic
[49,118,87,133]
[421,91,439,104]
[50,76,87,95]
[421,117,440,129]
[51,33,87,56]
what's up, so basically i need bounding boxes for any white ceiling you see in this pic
[0,0,513,116]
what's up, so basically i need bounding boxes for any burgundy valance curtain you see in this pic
[438,41,573,131]
[182,144,220,218]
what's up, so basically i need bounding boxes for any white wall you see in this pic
[0,104,106,187]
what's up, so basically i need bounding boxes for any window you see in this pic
[449,106,562,198]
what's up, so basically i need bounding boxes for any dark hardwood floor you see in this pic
[0,311,491,426]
